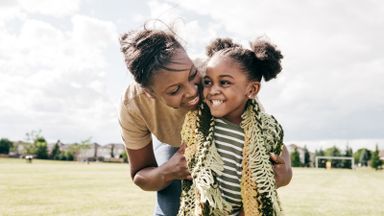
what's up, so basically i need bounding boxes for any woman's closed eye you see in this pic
[188,68,198,81]
[167,86,180,95]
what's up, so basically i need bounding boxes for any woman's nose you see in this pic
[185,83,198,98]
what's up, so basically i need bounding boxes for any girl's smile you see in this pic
[203,56,258,124]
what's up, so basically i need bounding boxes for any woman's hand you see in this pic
[162,144,192,181]
[239,208,245,216]
[270,145,292,188]
[128,142,191,191]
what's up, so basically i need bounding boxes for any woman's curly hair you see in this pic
[119,28,183,87]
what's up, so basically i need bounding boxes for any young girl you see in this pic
[178,38,285,216]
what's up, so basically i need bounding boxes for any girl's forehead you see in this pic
[207,55,237,68]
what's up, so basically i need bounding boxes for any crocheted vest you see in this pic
[178,99,284,216]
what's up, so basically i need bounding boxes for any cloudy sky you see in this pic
[1,0,383,151]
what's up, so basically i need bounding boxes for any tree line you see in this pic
[290,145,383,170]
[0,130,128,162]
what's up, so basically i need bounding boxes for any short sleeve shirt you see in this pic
[119,82,188,150]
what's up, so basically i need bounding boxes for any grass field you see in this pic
[1,158,383,216]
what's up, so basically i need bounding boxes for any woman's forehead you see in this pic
[166,48,193,70]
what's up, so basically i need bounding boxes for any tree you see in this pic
[303,145,311,167]
[371,144,382,170]
[65,138,92,161]
[34,137,48,159]
[359,149,371,167]
[0,138,13,154]
[315,148,326,168]
[342,145,353,169]
[50,140,61,160]
[110,144,115,158]
[325,146,342,168]
[291,147,301,167]
[24,129,42,155]
[354,148,371,166]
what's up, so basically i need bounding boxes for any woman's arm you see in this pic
[127,142,192,191]
[271,145,292,188]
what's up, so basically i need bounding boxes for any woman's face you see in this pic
[148,49,201,110]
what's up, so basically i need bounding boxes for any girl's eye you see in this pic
[220,80,231,87]
[168,86,180,95]
[203,79,212,87]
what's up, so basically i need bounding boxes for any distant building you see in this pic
[380,150,384,161]
[5,139,126,162]
[287,144,316,167]
[76,143,125,162]
[9,141,31,158]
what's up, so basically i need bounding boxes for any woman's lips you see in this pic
[187,96,199,106]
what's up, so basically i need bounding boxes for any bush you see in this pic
[0,138,13,154]
[120,151,128,163]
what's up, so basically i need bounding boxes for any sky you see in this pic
[1,0,383,152]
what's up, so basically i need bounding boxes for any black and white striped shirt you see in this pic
[214,118,244,215]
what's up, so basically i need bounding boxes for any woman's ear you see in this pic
[143,88,155,99]
[247,81,260,99]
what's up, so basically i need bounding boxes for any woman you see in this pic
[119,27,292,216]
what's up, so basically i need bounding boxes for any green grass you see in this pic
[0,158,154,216]
[279,167,384,216]
[1,158,383,216]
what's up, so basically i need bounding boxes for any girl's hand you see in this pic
[270,145,292,188]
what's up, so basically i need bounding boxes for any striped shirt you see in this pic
[214,118,244,216]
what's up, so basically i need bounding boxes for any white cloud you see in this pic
[18,0,80,17]
[163,0,384,141]
[146,0,222,58]
[1,0,383,146]
[0,5,119,143]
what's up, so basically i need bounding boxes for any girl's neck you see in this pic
[221,100,249,125]
[222,116,242,125]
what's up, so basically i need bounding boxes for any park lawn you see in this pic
[278,167,384,216]
[0,158,154,216]
[1,158,384,216]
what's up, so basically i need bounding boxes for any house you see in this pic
[380,150,384,161]
[76,143,125,162]
[287,144,316,167]
[9,141,31,158]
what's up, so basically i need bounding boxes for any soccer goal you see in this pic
[315,156,354,169]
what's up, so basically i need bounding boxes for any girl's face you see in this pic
[203,55,259,124]
[147,49,201,110]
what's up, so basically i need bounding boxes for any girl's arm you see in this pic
[127,142,192,191]
[271,145,292,188]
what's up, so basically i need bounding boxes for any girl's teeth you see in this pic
[212,100,223,106]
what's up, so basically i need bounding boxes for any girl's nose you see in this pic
[210,85,220,95]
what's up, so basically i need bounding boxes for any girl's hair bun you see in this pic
[251,39,283,81]
[206,38,241,57]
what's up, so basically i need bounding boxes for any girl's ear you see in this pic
[247,81,260,99]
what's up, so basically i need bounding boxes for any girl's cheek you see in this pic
[202,88,209,98]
